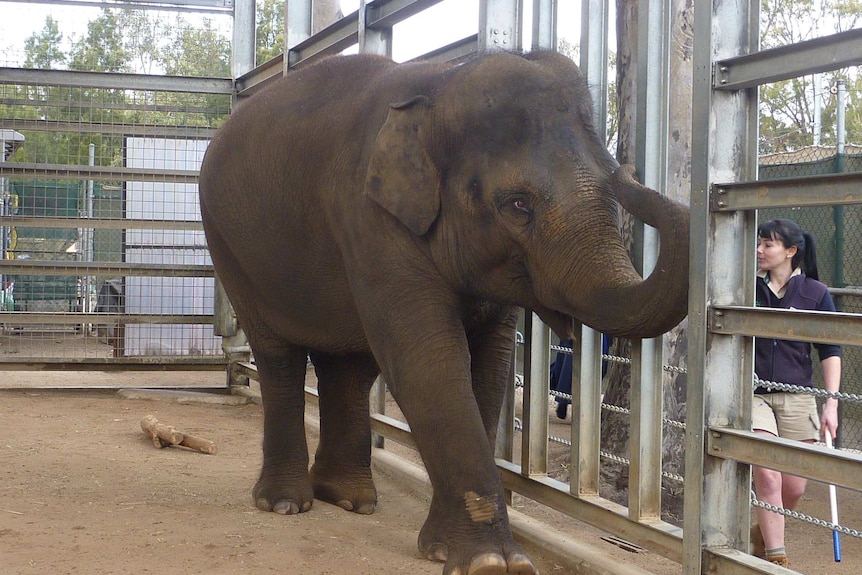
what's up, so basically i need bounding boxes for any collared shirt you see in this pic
[754,270,841,392]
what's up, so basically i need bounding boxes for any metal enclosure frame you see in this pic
[1,1,860,573]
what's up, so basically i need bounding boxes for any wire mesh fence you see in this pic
[0,5,232,365]
[758,144,862,451]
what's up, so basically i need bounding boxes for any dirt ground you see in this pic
[1,369,859,575]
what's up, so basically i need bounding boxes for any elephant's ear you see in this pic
[364,96,440,236]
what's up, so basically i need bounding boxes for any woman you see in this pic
[751,218,841,568]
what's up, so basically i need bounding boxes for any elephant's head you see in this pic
[364,51,689,340]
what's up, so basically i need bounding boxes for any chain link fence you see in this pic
[759,143,862,451]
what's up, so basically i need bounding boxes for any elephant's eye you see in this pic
[512,198,530,213]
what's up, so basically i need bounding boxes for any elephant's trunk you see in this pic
[592,165,689,338]
[542,165,689,339]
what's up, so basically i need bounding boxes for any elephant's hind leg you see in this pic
[252,344,314,515]
[308,351,380,514]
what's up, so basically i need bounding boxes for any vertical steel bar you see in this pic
[685,1,759,572]
[479,0,522,53]
[521,311,550,476]
[360,1,393,57]
[233,0,257,78]
[628,0,671,522]
[530,0,557,51]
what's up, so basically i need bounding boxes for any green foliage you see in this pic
[759,0,861,153]
[256,0,285,65]
[23,16,65,69]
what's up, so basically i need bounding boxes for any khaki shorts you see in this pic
[752,392,820,441]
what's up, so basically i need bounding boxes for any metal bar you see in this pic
[0,163,199,183]
[573,326,601,496]
[0,98,227,116]
[235,53,285,97]
[0,358,228,371]
[371,412,416,449]
[366,0,444,29]
[711,172,862,211]
[708,427,862,491]
[411,35,478,64]
[710,305,862,347]
[0,118,219,139]
[0,312,214,325]
[0,68,234,94]
[287,11,360,69]
[686,0,760,571]
[0,216,203,231]
[0,260,213,277]
[497,460,684,562]
[479,0,521,52]
[521,312,550,476]
[714,28,862,91]
[1,0,234,13]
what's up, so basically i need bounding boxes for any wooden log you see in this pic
[139,415,216,454]
[140,415,183,448]
[179,434,217,455]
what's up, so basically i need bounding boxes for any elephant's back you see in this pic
[199,56,409,352]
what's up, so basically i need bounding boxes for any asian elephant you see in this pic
[198,50,689,575]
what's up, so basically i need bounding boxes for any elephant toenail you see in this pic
[273,501,299,515]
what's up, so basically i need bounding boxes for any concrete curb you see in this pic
[116,388,251,406]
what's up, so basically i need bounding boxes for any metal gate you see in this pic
[0,2,234,379]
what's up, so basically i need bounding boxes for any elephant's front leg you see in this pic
[368,309,536,575]
[251,343,315,515]
[308,350,380,514]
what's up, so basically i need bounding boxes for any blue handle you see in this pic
[833,530,842,562]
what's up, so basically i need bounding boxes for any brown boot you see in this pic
[766,554,790,568]
[750,524,765,558]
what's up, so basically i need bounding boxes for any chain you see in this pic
[751,496,862,539]
[755,377,862,403]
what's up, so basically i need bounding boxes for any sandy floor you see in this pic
[0,371,859,575]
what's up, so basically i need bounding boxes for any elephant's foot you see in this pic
[252,469,314,515]
[418,506,537,575]
[310,461,377,514]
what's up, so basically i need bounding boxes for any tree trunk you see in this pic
[600,0,693,524]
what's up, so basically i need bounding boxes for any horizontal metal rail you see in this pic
[711,172,862,211]
[4,0,234,15]
[714,27,862,90]
[0,260,213,277]
[0,118,219,139]
[235,52,284,97]
[0,96,228,116]
[708,427,862,491]
[0,67,234,94]
[287,10,361,69]
[0,216,203,231]
[0,312,214,325]
[367,0,443,28]
[0,357,228,371]
[497,460,683,562]
[709,305,862,346]
[0,162,199,183]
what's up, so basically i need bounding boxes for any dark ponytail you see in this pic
[757,218,820,280]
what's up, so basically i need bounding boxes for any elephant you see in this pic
[198,50,689,575]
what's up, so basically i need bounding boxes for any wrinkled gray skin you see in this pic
[199,51,689,575]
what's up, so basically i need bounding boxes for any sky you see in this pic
[0,0,586,68]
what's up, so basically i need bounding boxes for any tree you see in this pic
[256,0,285,65]
[758,0,861,152]
[68,10,130,73]
[23,16,65,70]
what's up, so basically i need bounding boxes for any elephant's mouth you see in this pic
[532,305,576,340]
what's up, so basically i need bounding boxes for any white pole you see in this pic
[824,432,842,562]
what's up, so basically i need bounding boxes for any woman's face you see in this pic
[756,234,797,272]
